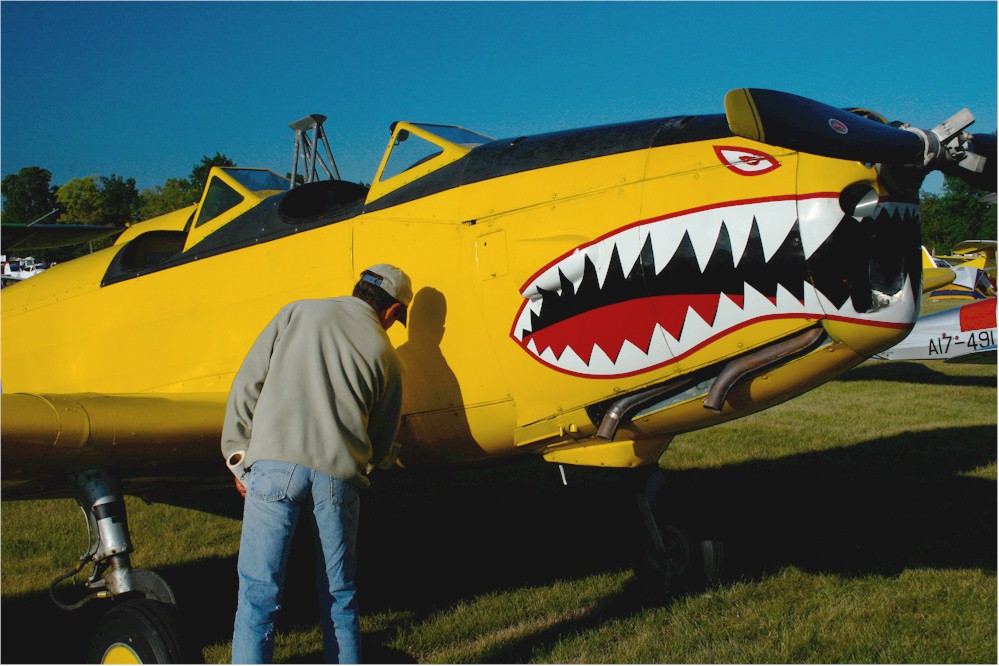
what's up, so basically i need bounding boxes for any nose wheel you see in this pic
[88,598,184,664]
[48,469,187,663]
[634,470,724,599]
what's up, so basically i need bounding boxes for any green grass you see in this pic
[2,352,995,663]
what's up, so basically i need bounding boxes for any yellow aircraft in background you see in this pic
[2,89,995,662]
[940,239,997,275]
[929,239,997,299]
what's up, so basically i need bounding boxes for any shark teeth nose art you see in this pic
[510,197,919,378]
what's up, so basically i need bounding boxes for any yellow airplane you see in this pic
[920,245,959,293]
[941,239,997,274]
[930,240,997,299]
[2,89,995,662]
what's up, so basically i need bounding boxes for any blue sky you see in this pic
[2,1,996,197]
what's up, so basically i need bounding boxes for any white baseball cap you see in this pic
[360,264,413,321]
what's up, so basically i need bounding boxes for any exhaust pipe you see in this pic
[596,376,695,441]
[594,326,827,441]
[703,326,826,412]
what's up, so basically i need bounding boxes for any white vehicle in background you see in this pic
[1,255,47,284]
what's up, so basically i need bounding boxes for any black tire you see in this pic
[88,599,184,664]
[680,537,724,594]
[633,525,724,600]
[633,523,689,599]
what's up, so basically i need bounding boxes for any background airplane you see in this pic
[928,240,997,300]
[1,222,126,255]
[874,297,997,364]
[900,246,997,362]
[1,220,127,286]
[2,89,995,662]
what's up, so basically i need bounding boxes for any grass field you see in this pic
[2,308,995,663]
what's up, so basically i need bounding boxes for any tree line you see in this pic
[919,177,997,255]
[2,156,995,264]
[1,154,233,262]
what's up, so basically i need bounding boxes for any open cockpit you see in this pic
[101,119,494,286]
[367,122,493,202]
[102,167,291,285]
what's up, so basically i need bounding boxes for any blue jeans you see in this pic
[231,460,361,664]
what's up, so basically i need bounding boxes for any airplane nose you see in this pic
[805,184,921,356]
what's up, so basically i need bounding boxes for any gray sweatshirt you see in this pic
[221,296,404,489]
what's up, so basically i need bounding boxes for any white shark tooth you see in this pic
[592,238,614,288]
[522,265,562,299]
[594,229,642,288]
[558,244,614,292]
[714,292,748,332]
[614,338,656,375]
[742,282,777,319]
[685,208,725,273]
[814,285,858,319]
[647,324,675,365]
[675,304,715,352]
[802,281,824,314]
[755,199,799,262]
[614,230,643,283]
[554,344,588,373]
[644,218,687,275]
[581,244,605,287]
[774,282,806,312]
[886,202,907,215]
[836,296,862,320]
[864,275,918,325]
[539,344,562,366]
[723,208,756,268]
[798,197,843,259]
[586,343,618,375]
[896,276,919,323]
[512,310,531,341]
[876,201,916,221]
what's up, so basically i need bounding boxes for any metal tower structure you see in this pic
[289,114,340,186]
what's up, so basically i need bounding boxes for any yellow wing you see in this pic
[922,267,957,293]
[950,239,997,258]
[1,392,227,498]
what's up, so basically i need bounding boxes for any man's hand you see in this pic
[366,441,402,475]
[378,441,403,470]
[235,476,247,499]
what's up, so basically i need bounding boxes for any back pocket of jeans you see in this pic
[248,461,294,501]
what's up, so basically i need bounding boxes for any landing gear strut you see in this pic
[50,469,185,663]
[634,470,724,599]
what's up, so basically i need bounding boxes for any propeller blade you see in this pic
[942,133,997,192]
[725,88,926,165]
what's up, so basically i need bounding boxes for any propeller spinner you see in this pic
[724,88,996,193]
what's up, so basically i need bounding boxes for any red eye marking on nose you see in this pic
[714,146,781,176]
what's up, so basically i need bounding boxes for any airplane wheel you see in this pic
[691,537,725,590]
[88,599,184,664]
[634,525,724,599]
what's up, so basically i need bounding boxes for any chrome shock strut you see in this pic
[50,468,176,611]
